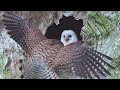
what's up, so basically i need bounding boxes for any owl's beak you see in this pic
[65,38,69,42]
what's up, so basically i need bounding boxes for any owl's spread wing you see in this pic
[2,12,61,79]
[2,12,47,55]
[54,41,115,79]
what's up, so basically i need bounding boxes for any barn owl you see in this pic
[2,12,115,79]
[60,30,78,46]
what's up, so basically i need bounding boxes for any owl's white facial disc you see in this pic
[60,30,78,46]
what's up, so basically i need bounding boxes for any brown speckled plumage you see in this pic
[2,12,115,79]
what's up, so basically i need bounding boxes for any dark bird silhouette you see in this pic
[2,12,115,79]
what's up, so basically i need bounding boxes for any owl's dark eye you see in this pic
[68,35,72,38]
[63,35,65,38]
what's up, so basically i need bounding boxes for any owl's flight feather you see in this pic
[2,12,115,79]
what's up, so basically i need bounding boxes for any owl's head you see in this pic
[60,30,78,46]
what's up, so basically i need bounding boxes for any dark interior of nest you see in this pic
[45,16,83,41]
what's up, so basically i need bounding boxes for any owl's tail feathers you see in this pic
[23,60,59,79]
[2,12,26,46]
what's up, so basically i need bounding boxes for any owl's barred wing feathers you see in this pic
[2,12,25,43]
[54,42,115,79]
[2,12,47,55]
[2,12,59,79]
[23,58,59,79]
